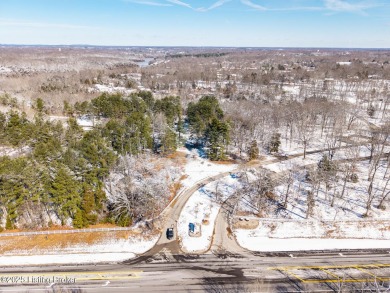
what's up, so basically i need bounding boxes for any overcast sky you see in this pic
[0,0,389,47]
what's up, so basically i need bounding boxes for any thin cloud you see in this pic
[275,6,325,12]
[324,0,376,12]
[167,0,193,9]
[241,0,380,13]
[240,0,322,11]
[124,0,172,6]
[167,0,230,11]
[197,0,232,12]
[127,0,381,13]
[240,0,267,11]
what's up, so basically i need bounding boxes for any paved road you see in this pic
[2,135,388,292]
[0,250,389,292]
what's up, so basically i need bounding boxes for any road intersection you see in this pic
[1,140,389,292]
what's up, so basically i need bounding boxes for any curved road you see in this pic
[152,139,382,256]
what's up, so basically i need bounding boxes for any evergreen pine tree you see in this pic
[35,98,46,114]
[269,133,281,153]
[5,216,14,230]
[161,128,177,154]
[50,167,81,224]
[72,208,86,228]
[81,184,98,225]
[206,118,229,161]
[249,140,259,160]
[318,154,335,172]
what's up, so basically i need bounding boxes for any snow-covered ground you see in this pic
[76,116,94,130]
[234,154,390,252]
[0,145,30,158]
[178,141,389,253]
[238,157,389,221]
[0,253,137,267]
[264,152,324,173]
[235,219,390,240]
[178,147,237,189]
[272,158,390,221]
[177,189,219,253]
[88,84,136,95]
[178,174,241,253]
[49,115,96,131]
[0,66,12,74]
[235,229,390,252]
[0,235,158,266]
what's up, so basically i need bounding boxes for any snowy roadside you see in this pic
[235,229,390,252]
[0,253,137,267]
[0,235,158,267]
[178,174,241,253]
[234,218,390,252]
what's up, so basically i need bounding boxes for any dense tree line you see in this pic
[0,111,114,229]
[0,92,185,229]
[187,96,230,160]
[70,91,183,156]
[0,92,234,229]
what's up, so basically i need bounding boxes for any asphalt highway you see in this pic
[0,250,389,292]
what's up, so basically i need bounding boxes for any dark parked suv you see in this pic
[166,228,174,240]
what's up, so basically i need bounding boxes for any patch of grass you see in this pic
[167,150,186,159]
[169,181,183,201]
[226,226,232,236]
[212,160,236,165]
[0,230,147,254]
[232,219,259,229]
[179,174,188,181]
[235,211,254,217]
[0,223,121,234]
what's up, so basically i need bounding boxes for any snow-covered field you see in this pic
[235,219,390,240]
[235,229,390,252]
[233,155,390,252]
[0,235,158,266]
[0,253,137,267]
[178,147,237,189]
[271,158,390,221]
[178,174,241,253]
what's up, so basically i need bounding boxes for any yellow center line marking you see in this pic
[270,263,390,271]
[355,267,385,282]
[284,270,305,283]
[269,264,390,284]
[303,277,390,284]
[320,268,340,280]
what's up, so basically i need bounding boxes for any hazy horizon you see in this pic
[1,0,390,48]
[1,44,390,50]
